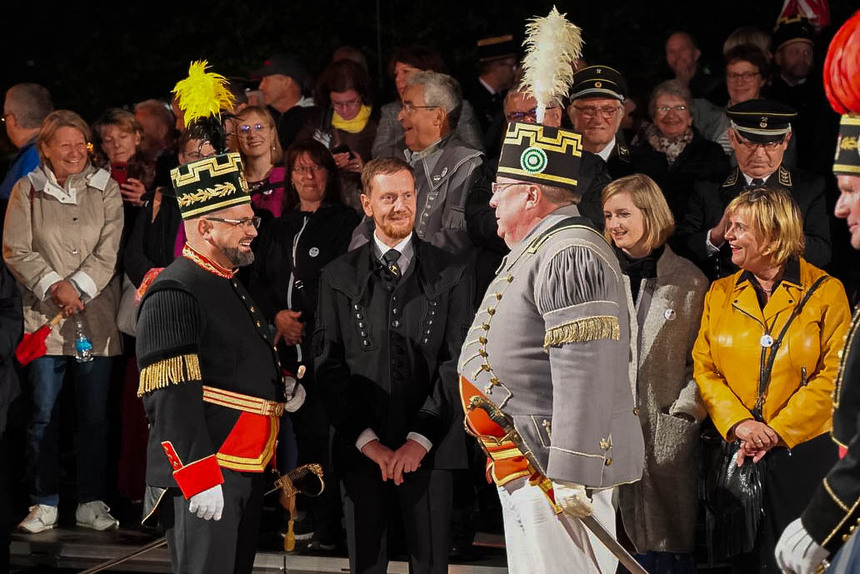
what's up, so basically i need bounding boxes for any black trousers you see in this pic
[289,380,343,544]
[731,433,838,574]
[160,469,265,574]
[341,465,453,574]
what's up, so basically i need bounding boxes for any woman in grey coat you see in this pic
[602,174,709,573]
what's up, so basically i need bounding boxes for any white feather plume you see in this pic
[521,6,584,123]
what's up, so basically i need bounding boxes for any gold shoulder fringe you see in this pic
[137,354,202,397]
[544,316,620,349]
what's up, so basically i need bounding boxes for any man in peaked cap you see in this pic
[136,149,305,573]
[769,15,835,175]
[458,121,644,573]
[566,65,668,221]
[250,53,320,151]
[776,11,860,574]
[674,97,831,280]
[465,34,519,158]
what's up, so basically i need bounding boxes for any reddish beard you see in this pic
[377,214,414,241]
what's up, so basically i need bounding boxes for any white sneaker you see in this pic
[18,504,58,533]
[75,500,119,531]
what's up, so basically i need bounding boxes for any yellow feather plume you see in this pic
[172,60,235,125]
[521,6,584,124]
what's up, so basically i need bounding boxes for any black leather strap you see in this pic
[753,275,828,420]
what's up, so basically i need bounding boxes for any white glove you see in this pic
[553,480,593,518]
[775,517,829,574]
[188,484,224,521]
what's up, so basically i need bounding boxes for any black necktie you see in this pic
[383,249,401,279]
[750,177,765,188]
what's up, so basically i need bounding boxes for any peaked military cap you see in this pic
[834,115,860,176]
[727,99,797,143]
[773,15,815,52]
[497,122,583,192]
[569,65,627,102]
[477,34,517,62]
[171,152,251,219]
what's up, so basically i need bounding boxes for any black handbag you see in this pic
[699,275,828,561]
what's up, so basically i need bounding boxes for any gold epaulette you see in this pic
[137,353,202,396]
[544,315,620,349]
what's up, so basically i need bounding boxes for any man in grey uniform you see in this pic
[458,121,644,573]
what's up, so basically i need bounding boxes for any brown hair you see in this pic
[602,174,675,251]
[724,186,804,267]
[315,59,375,108]
[388,44,447,78]
[91,108,145,169]
[360,157,414,196]
[283,138,343,211]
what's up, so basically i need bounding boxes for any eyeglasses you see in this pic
[293,164,325,175]
[400,102,439,114]
[491,182,525,194]
[505,107,559,123]
[205,216,261,230]
[571,104,621,119]
[655,104,688,115]
[726,71,761,82]
[237,123,270,136]
[331,97,361,110]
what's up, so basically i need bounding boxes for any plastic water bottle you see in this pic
[74,314,94,363]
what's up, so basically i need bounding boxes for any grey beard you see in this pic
[223,247,255,267]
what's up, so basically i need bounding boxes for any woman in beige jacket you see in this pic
[2,110,123,533]
[604,174,710,573]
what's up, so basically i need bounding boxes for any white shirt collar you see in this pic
[373,231,412,257]
[596,138,616,162]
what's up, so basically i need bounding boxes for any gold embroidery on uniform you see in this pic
[176,182,238,208]
[822,494,860,547]
[543,316,620,348]
[824,477,850,512]
[834,307,860,409]
[137,354,202,396]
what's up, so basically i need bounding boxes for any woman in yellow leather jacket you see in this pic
[693,186,850,573]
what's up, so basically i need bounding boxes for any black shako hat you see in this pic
[497,122,583,192]
[171,153,251,219]
[727,99,797,143]
[569,65,627,102]
[834,115,860,176]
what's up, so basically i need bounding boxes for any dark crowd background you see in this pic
[0,0,857,154]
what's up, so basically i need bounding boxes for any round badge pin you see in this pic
[664,309,676,321]
[309,247,320,258]
[760,334,774,348]
[520,147,548,174]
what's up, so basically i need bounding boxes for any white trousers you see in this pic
[498,477,617,574]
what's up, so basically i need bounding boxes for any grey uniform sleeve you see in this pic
[535,245,628,484]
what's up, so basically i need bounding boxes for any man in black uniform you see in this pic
[314,157,474,574]
[464,34,518,160]
[136,150,305,574]
[673,98,831,281]
[774,12,860,572]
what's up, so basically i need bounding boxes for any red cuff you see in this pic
[173,454,224,499]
